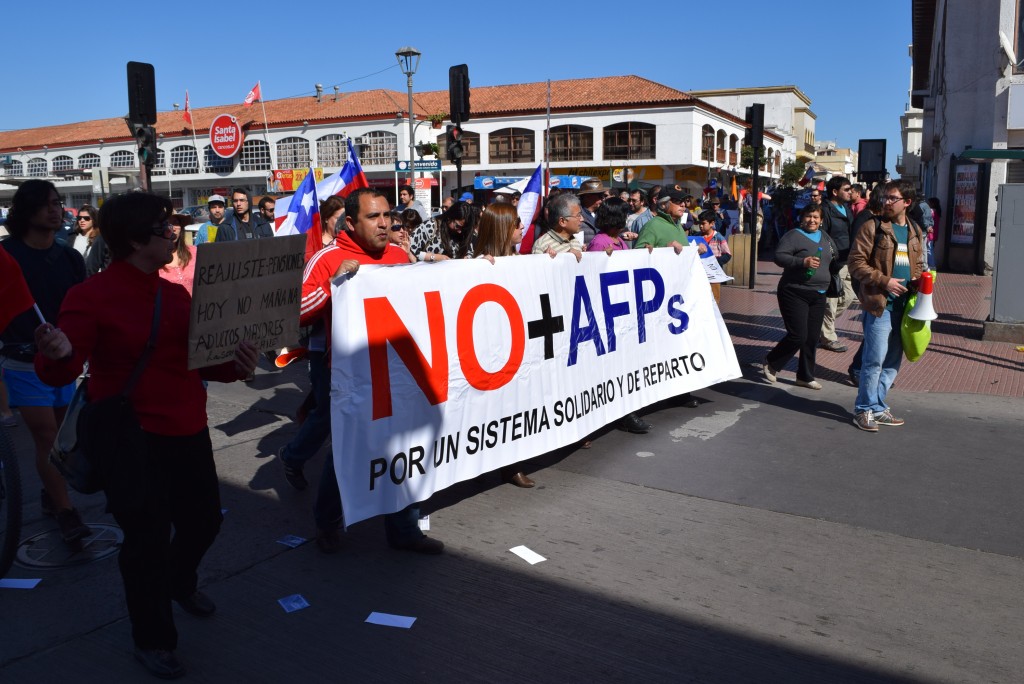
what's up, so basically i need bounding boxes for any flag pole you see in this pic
[189,111,204,173]
[545,79,551,199]
[258,82,275,168]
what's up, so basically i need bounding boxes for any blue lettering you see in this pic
[667,294,689,334]
[599,270,631,353]
[568,275,607,366]
[633,268,665,343]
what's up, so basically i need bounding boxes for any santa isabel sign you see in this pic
[209,113,244,158]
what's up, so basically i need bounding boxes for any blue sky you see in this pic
[2,1,911,171]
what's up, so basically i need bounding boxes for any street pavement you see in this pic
[1,261,1022,683]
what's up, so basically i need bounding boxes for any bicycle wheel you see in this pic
[0,425,23,578]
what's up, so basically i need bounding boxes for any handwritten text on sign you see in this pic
[329,248,741,525]
[187,234,305,369]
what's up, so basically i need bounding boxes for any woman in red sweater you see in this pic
[34,192,257,680]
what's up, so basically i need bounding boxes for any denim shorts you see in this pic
[1,368,75,408]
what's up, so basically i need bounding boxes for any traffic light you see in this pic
[446,124,464,161]
[132,122,158,167]
[744,103,764,148]
[449,65,470,124]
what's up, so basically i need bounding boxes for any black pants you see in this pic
[106,428,222,650]
[766,285,826,383]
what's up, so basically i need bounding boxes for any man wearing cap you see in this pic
[708,197,730,235]
[576,178,608,245]
[634,185,697,251]
[194,194,227,245]
[633,185,705,411]
[459,192,474,204]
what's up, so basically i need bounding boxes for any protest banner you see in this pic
[329,247,741,526]
[187,234,306,369]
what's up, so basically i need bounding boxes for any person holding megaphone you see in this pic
[847,180,927,433]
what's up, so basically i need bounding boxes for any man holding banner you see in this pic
[298,188,443,555]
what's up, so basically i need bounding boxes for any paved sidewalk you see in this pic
[719,260,1024,397]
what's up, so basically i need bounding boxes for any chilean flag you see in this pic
[275,167,321,256]
[1,247,35,332]
[317,138,369,198]
[798,164,816,186]
[516,164,544,254]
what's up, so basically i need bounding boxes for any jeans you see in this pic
[766,285,827,382]
[281,351,330,467]
[314,451,424,546]
[854,299,905,415]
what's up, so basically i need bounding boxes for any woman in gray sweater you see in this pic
[763,204,838,390]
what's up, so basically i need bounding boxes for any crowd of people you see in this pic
[0,168,930,678]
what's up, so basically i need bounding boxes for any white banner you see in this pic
[330,247,741,525]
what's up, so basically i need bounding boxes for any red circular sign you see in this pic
[209,114,244,158]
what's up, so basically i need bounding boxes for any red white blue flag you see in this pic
[317,138,369,198]
[516,164,544,254]
[276,167,320,238]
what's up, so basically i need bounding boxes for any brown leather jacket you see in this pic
[847,216,925,318]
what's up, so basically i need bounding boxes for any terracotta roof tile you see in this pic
[0,76,728,153]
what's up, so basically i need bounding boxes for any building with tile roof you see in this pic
[0,75,784,210]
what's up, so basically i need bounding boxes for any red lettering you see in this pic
[456,284,525,391]
[365,292,448,420]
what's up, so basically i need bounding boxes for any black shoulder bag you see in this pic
[825,235,843,298]
[50,288,162,494]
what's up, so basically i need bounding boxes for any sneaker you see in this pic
[279,448,308,491]
[134,647,186,680]
[820,340,848,353]
[874,409,905,427]
[847,368,859,387]
[853,411,878,432]
[795,379,823,390]
[762,357,777,383]
[55,508,91,542]
[175,590,216,617]
[40,488,55,517]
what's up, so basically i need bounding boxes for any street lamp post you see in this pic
[395,46,421,188]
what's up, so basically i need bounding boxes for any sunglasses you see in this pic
[390,224,405,231]
[78,215,92,221]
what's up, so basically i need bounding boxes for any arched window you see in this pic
[276,137,310,169]
[729,134,739,165]
[151,150,167,176]
[110,150,135,168]
[774,150,782,174]
[489,128,535,164]
[546,125,593,162]
[316,134,347,167]
[4,160,24,176]
[27,158,47,177]
[169,145,199,175]
[204,145,234,173]
[700,125,715,161]
[716,130,727,163]
[240,139,272,171]
[436,130,480,164]
[52,155,74,172]
[355,131,398,165]
[603,122,655,161]
[79,153,101,169]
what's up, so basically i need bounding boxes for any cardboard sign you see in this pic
[187,235,305,369]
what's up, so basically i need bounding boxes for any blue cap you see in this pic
[459,192,473,202]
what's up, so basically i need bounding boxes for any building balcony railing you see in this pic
[716,149,726,163]
[729,151,737,165]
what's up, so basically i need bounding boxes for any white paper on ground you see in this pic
[0,578,41,589]
[366,612,416,628]
[276,534,307,548]
[509,545,546,565]
[278,594,310,613]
